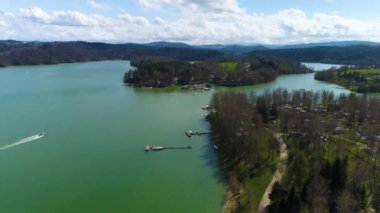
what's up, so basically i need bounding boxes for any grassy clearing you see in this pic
[219,61,238,71]
[247,168,275,212]
[239,153,279,212]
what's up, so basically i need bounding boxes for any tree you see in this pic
[336,190,359,213]
[286,187,301,212]
[311,197,329,213]
[307,173,329,205]
[269,182,285,203]
[270,102,279,119]
[331,157,348,193]
[373,185,380,212]
[256,96,269,123]
[286,151,310,191]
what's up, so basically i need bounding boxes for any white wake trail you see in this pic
[0,133,44,151]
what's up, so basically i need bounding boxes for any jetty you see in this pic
[185,130,211,137]
[145,144,191,152]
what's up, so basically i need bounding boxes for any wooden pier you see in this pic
[166,146,192,150]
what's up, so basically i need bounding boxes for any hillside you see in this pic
[0,41,222,67]
[279,41,380,49]
[250,45,380,66]
[3,40,380,67]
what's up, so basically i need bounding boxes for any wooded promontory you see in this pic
[315,66,380,93]
[124,56,311,87]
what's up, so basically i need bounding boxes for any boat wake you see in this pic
[0,133,44,151]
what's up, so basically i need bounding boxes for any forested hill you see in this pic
[3,40,380,67]
[249,45,380,66]
[0,41,222,67]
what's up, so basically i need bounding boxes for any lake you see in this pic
[0,61,350,212]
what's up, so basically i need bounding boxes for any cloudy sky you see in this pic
[0,0,380,44]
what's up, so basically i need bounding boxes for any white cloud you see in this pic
[184,0,244,14]
[1,5,380,44]
[137,0,244,14]
[137,0,170,9]
[50,11,109,26]
[19,7,50,24]
[87,0,111,10]
[19,7,111,26]
[119,13,149,26]
[153,17,165,25]
[0,12,6,27]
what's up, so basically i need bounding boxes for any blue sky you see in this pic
[0,0,379,44]
[1,0,379,19]
[241,0,379,20]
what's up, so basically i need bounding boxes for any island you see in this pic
[208,89,380,212]
[315,66,380,93]
[124,56,311,87]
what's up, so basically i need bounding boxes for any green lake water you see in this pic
[0,61,351,212]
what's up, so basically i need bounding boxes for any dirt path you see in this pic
[258,133,288,213]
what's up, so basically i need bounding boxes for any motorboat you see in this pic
[145,144,152,152]
[213,145,218,150]
[185,130,193,137]
[152,146,165,151]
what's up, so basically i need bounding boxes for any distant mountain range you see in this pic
[144,41,269,54]
[1,40,380,67]
[199,45,270,55]
[249,45,380,66]
[145,41,193,49]
[278,41,380,49]
[144,40,380,55]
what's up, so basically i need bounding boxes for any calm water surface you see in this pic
[0,61,349,212]
[302,62,343,71]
